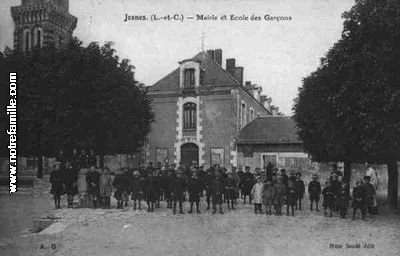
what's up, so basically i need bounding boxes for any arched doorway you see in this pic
[180,143,199,167]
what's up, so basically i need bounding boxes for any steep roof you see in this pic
[149,51,240,92]
[238,116,301,145]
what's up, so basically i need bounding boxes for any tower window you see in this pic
[184,69,195,88]
[183,102,196,129]
[34,28,43,48]
[23,29,31,52]
[240,102,246,129]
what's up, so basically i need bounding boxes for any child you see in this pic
[295,172,305,210]
[77,166,89,207]
[187,171,203,214]
[145,170,158,212]
[322,180,335,217]
[308,174,321,211]
[172,171,186,214]
[86,166,100,208]
[286,180,298,216]
[130,171,144,210]
[363,176,376,215]
[263,180,275,215]
[352,180,366,220]
[121,168,131,208]
[251,176,265,214]
[337,182,350,219]
[113,170,126,209]
[211,170,225,214]
[274,176,286,215]
[50,162,64,209]
[99,167,113,209]
[63,161,78,208]
[240,166,254,204]
[224,173,237,210]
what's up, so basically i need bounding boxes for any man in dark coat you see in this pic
[337,182,350,219]
[352,180,367,220]
[204,168,215,210]
[280,169,289,187]
[265,162,274,181]
[78,149,89,169]
[130,171,144,210]
[211,170,225,214]
[87,149,97,168]
[225,172,237,210]
[187,171,203,213]
[330,173,342,213]
[295,172,305,210]
[363,176,376,215]
[86,166,100,208]
[240,166,254,204]
[171,171,187,214]
[308,174,321,211]
[63,160,78,208]
[144,169,158,212]
[50,162,64,209]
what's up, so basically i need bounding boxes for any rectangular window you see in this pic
[210,148,224,167]
[183,103,196,129]
[184,69,195,88]
[155,148,168,165]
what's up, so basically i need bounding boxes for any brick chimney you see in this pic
[234,67,243,85]
[214,49,222,66]
[226,58,235,75]
[206,49,215,60]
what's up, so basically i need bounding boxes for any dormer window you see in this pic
[184,68,195,89]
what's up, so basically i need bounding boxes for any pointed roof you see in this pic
[238,116,301,144]
[149,51,240,92]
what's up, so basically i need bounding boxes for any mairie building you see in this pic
[147,49,278,169]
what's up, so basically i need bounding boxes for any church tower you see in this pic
[11,0,77,52]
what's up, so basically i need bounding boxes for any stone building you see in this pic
[11,0,77,52]
[147,49,274,168]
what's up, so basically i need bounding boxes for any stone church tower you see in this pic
[11,0,77,52]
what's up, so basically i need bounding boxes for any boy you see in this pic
[322,180,335,217]
[286,180,298,216]
[187,171,203,213]
[240,166,254,204]
[86,166,100,208]
[308,174,321,211]
[274,176,286,215]
[113,169,126,209]
[295,172,305,210]
[50,162,64,209]
[363,176,376,215]
[352,180,367,220]
[337,182,350,219]
[172,171,187,214]
[251,176,264,214]
[99,167,113,209]
[263,180,275,215]
[211,170,225,214]
[130,171,144,210]
[63,160,78,208]
[145,170,158,212]
[225,172,237,210]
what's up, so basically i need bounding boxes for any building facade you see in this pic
[147,49,274,169]
[11,0,77,52]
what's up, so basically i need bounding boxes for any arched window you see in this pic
[250,108,254,121]
[33,27,43,48]
[183,102,196,129]
[240,102,246,129]
[23,29,31,52]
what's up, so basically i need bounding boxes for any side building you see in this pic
[147,49,273,169]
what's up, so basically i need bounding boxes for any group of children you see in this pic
[49,150,377,220]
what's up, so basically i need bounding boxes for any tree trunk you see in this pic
[387,160,398,209]
[37,154,43,178]
[343,161,351,184]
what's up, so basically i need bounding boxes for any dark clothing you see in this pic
[87,154,97,168]
[352,186,366,209]
[322,186,335,209]
[266,163,274,181]
[144,175,159,202]
[113,174,129,200]
[204,174,215,196]
[287,185,298,206]
[130,177,144,200]
[50,169,64,196]
[171,176,187,201]
[363,183,375,207]
[224,178,237,200]
[78,154,89,169]
[281,174,289,187]
[240,172,254,196]
[63,166,78,195]
[296,179,305,199]
[337,187,350,217]
[211,177,225,204]
[188,177,203,202]
[308,180,321,200]
[86,171,100,196]
[56,153,67,166]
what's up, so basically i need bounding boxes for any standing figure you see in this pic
[274,176,286,215]
[308,174,321,211]
[113,169,128,209]
[63,160,78,208]
[145,170,158,212]
[130,171,144,210]
[165,169,175,208]
[240,166,254,204]
[251,176,265,214]
[280,169,289,187]
[78,149,88,169]
[87,149,97,168]
[352,180,367,220]
[224,172,237,210]
[187,171,203,214]
[50,162,64,209]
[86,166,100,208]
[337,182,350,219]
[363,176,377,215]
[263,181,275,215]
[77,167,88,207]
[154,169,163,208]
[99,167,113,209]
[171,171,187,214]
[211,170,225,214]
[322,180,335,217]
[286,180,298,216]
[56,150,67,166]
[295,172,305,210]
[330,173,342,213]
[204,168,215,210]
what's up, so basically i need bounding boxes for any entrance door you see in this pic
[180,143,199,167]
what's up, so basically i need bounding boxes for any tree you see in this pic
[293,0,400,208]
[0,39,154,176]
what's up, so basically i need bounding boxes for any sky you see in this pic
[0,0,355,115]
